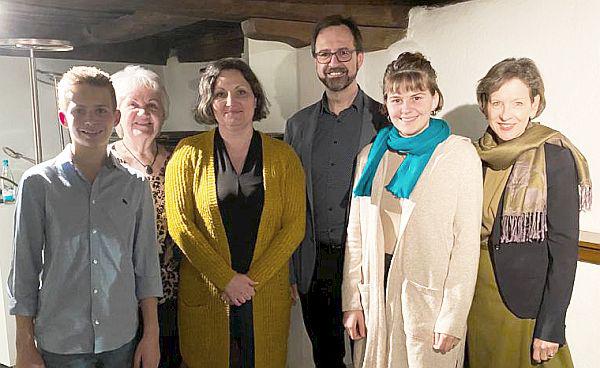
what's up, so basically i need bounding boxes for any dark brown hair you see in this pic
[382,52,444,115]
[194,58,269,125]
[476,57,546,118]
[311,15,364,56]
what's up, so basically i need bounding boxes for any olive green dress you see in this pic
[467,168,573,368]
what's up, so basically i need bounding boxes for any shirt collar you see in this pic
[55,143,119,170]
[320,86,364,115]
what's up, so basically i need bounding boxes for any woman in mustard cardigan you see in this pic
[165,58,305,368]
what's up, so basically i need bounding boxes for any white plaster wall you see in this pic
[162,56,208,132]
[247,39,299,133]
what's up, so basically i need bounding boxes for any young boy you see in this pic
[8,66,162,368]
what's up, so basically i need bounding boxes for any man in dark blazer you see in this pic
[284,15,387,367]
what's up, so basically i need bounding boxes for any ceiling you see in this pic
[0,0,465,64]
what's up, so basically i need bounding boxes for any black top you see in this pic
[311,89,365,245]
[215,129,264,273]
[489,143,579,345]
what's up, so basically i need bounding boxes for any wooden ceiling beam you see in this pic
[174,26,244,62]
[242,18,406,52]
[83,11,203,44]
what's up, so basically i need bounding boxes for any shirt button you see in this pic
[94,320,100,325]
[92,229,97,234]
[93,289,98,294]
[92,200,96,205]
[328,207,333,212]
[92,259,98,265]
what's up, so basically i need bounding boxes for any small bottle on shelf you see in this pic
[1,159,16,204]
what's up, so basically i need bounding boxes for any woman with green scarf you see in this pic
[342,52,482,368]
[467,58,592,368]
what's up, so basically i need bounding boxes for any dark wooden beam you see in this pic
[174,25,244,62]
[242,18,406,52]
[83,11,203,44]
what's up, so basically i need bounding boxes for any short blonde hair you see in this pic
[476,58,546,118]
[57,66,116,111]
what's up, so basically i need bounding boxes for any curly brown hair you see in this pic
[382,52,444,115]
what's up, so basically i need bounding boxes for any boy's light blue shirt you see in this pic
[7,144,163,354]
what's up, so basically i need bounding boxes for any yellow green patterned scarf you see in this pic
[476,122,591,243]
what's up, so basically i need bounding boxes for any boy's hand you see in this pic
[15,316,46,368]
[16,339,45,368]
[133,331,160,368]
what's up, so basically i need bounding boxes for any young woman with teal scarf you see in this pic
[341,52,483,368]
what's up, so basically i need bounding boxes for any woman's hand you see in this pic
[290,284,300,305]
[224,273,256,306]
[433,332,460,354]
[532,338,559,363]
[343,310,366,340]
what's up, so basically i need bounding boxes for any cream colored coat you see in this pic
[342,135,483,368]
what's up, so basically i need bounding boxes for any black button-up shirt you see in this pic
[311,89,364,245]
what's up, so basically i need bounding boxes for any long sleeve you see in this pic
[533,145,579,344]
[284,118,300,285]
[7,173,45,316]
[133,179,163,300]
[341,151,365,312]
[434,143,483,337]
[247,145,305,291]
[165,138,236,291]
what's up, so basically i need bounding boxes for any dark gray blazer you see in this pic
[488,143,579,345]
[284,90,387,294]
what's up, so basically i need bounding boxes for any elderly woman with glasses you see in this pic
[110,65,182,368]
[165,58,305,368]
[467,58,592,368]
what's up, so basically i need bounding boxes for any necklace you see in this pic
[121,141,158,175]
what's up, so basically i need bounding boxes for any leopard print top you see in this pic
[111,146,180,304]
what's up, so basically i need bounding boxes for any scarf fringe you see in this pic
[500,211,547,244]
[580,184,592,211]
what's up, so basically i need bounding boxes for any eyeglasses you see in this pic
[313,48,356,64]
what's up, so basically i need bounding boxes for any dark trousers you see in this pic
[158,298,182,368]
[229,300,255,368]
[300,243,346,368]
[41,339,135,368]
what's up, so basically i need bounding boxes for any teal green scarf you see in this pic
[354,118,450,199]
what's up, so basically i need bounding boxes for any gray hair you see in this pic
[111,66,170,136]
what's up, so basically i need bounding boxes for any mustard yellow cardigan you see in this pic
[165,129,305,368]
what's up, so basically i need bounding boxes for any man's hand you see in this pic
[433,332,460,354]
[224,274,257,306]
[343,310,366,340]
[532,338,559,363]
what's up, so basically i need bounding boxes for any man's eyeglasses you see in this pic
[313,48,356,64]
